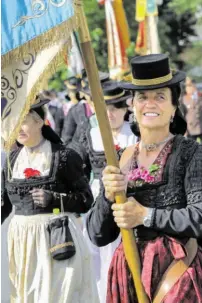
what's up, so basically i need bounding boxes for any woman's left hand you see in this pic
[30,188,53,208]
[112,197,149,229]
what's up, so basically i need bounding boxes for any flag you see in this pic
[135,0,147,22]
[1,0,78,150]
[103,0,131,80]
[135,0,160,55]
[135,20,147,55]
[147,0,158,16]
[68,32,84,77]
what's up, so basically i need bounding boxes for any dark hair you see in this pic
[110,100,128,109]
[132,84,181,106]
[29,107,62,144]
[69,89,82,102]
[31,107,45,120]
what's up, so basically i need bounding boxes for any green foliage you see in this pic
[49,0,200,90]
[158,0,198,69]
[169,0,202,15]
[48,64,69,92]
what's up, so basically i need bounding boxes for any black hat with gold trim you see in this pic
[121,54,186,91]
[64,76,80,91]
[102,80,131,105]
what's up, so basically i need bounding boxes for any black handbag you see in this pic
[47,194,76,261]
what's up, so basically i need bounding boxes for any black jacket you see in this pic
[1,144,93,224]
[61,103,92,179]
[54,107,65,138]
[87,136,202,246]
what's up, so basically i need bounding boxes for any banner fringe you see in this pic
[4,45,67,151]
[2,13,79,69]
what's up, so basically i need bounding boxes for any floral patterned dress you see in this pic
[107,139,202,303]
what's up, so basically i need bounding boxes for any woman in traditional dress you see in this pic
[81,80,138,302]
[62,71,109,180]
[87,54,202,303]
[1,96,99,303]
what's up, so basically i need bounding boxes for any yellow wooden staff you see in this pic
[76,1,149,302]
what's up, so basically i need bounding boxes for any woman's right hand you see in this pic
[102,166,127,202]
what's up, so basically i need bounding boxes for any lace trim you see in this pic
[128,138,174,187]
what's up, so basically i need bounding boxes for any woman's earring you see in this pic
[170,115,174,123]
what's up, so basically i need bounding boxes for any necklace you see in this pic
[141,134,173,152]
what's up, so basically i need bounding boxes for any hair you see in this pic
[29,107,46,121]
[111,100,128,109]
[68,89,82,102]
[29,110,45,123]
[132,84,181,107]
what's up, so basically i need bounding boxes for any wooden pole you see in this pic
[76,1,149,302]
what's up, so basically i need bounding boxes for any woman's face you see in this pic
[107,105,127,129]
[17,113,43,146]
[133,87,176,131]
[69,91,78,104]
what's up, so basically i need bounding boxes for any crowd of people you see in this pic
[1,54,202,302]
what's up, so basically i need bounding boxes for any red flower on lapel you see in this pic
[115,144,121,151]
[24,168,41,179]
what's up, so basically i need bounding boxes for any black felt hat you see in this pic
[121,54,186,91]
[102,81,132,105]
[64,76,81,91]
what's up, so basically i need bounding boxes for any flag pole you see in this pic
[76,1,149,302]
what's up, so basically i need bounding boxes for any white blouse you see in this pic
[12,140,52,179]
[90,121,137,152]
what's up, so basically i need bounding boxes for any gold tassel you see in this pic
[4,45,68,151]
[2,4,79,69]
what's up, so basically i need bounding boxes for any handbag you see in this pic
[47,193,76,261]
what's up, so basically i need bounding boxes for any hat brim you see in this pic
[105,91,132,105]
[79,89,132,104]
[120,71,186,91]
[31,99,50,109]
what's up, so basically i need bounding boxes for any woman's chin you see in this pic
[17,137,28,145]
[140,122,161,130]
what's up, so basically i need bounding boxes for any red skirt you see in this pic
[106,237,202,303]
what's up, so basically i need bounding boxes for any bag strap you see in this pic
[153,238,198,303]
[60,194,66,214]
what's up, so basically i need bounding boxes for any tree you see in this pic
[169,0,202,15]
[158,0,198,69]
[49,0,199,89]
[85,0,198,70]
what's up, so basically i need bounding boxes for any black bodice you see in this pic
[1,144,93,223]
[87,136,202,245]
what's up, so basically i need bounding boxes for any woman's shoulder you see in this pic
[57,144,83,164]
[173,135,199,160]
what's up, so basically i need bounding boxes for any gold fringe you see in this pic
[4,45,68,151]
[2,11,79,69]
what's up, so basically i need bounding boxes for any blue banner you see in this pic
[1,0,74,55]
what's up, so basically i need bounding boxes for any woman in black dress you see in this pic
[1,96,99,303]
[87,54,202,303]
